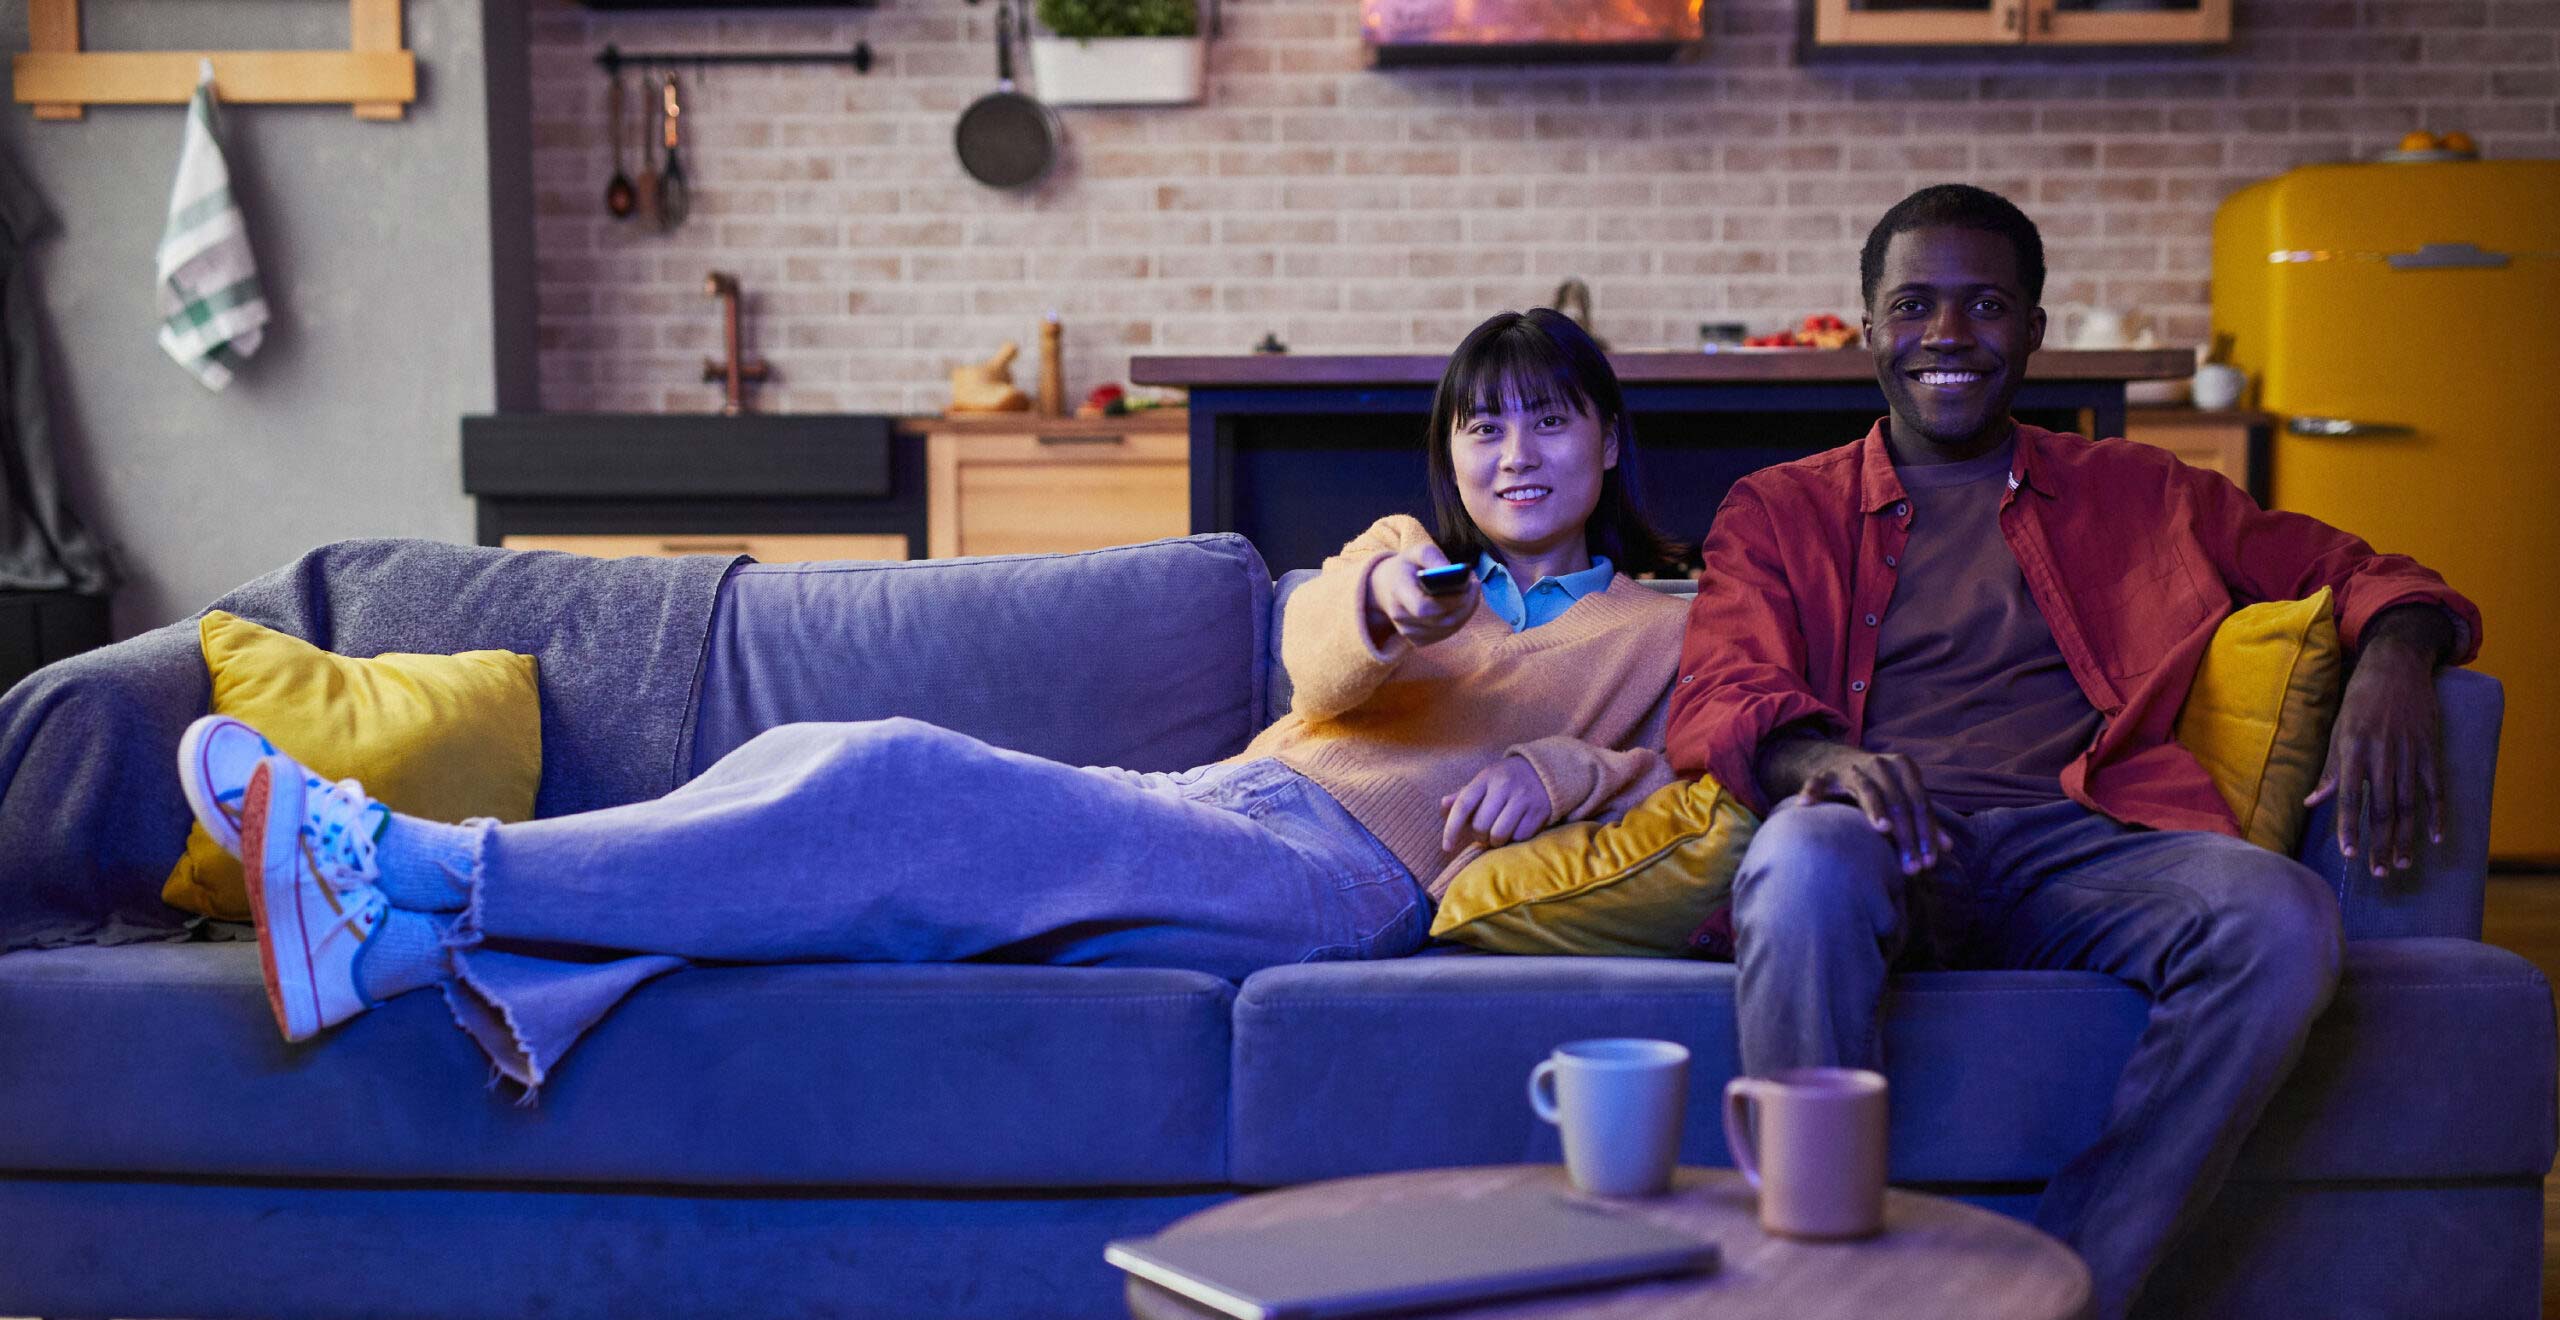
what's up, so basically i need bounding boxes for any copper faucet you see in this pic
[702,271,772,415]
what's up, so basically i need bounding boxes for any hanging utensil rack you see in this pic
[595,43,875,78]
[12,0,418,121]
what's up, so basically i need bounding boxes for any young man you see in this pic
[1667,184,2478,1320]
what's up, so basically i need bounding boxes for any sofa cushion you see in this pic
[1229,940,2553,1186]
[0,942,1232,1188]
[165,611,544,921]
[1429,775,1757,957]
[694,535,1271,775]
[2172,589,2342,854]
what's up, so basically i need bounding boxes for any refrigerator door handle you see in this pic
[2387,243,2510,271]
[2288,415,2418,439]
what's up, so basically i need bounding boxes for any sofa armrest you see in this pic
[2297,667,2502,942]
[0,621,206,951]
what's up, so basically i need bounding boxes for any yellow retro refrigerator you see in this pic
[2215,158,2560,861]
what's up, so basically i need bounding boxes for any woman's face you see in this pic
[1450,395,1618,576]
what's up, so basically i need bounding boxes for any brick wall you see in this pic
[527,0,2557,415]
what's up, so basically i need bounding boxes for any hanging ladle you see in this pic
[604,70,637,220]
[656,72,690,231]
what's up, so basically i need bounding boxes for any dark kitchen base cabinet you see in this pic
[461,415,925,563]
[1134,349,2190,574]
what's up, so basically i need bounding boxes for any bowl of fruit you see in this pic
[1742,313,1862,349]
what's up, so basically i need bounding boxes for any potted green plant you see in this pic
[1029,0,1206,107]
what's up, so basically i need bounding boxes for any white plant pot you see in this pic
[1027,36,1206,107]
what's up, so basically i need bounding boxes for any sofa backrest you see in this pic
[692,535,1273,776]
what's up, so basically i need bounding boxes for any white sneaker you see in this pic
[176,714,281,855]
[239,755,392,1042]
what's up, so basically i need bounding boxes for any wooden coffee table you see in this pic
[1124,1164,2093,1320]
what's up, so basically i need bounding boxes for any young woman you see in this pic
[177,308,1693,1089]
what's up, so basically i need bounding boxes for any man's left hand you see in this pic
[2306,605,2455,875]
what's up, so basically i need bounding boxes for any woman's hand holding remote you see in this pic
[1365,547,1479,649]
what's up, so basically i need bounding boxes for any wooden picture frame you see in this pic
[13,0,417,121]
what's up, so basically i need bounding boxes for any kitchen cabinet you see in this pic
[1809,0,2230,46]
[2124,408,2270,505]
[915,413,1190,560]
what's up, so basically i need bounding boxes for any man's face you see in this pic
[1862,226,2047,457]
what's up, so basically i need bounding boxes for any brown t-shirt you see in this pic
[1862,439,2103,814]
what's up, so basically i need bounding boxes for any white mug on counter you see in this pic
[1528,1038,1690,1198]
[2192,362,2249,411]
[1723,1067,1889,1240]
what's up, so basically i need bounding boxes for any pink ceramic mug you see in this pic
[1722,1067,1889,1239]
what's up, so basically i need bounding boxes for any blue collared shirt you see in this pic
[1477,553,1615,632]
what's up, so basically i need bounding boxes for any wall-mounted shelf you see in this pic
[12,0,418,121]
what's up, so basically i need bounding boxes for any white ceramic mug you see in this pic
[2066,307,2135,350]
[1722,1067,1889,1239]
[2192,362,2248,411]
[1528,1038,1690,1198]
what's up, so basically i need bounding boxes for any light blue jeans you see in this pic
[439,719,1430,1089]
[1729,797,2343,1320]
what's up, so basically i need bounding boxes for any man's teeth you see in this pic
[1500,487,1551,502]
[1917,371,1982,386]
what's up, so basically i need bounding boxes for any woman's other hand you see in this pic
[1440,754,1554,852]
[1366,546,1480,649]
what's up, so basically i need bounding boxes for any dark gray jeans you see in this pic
[1730,796,2344,1320]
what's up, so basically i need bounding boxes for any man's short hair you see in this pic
[1859,184,2047,310]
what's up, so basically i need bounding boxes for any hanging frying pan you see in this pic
[955,0,1058,189]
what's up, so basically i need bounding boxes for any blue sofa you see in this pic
[0,533,2549,1320]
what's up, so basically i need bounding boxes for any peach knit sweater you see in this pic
[1230,515,1689,896]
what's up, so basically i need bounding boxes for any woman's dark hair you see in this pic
[1424,308,1687,578]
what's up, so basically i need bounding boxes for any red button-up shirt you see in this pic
[1667,420,2482,834]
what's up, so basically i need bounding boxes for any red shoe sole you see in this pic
[237,765,295,1040]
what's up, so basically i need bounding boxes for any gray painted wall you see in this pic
[1,0,495,636]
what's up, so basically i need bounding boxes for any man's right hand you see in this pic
[1365,547,1479,649]
[1759,738,1947,876]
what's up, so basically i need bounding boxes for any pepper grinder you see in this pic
[1037,312,1065,418]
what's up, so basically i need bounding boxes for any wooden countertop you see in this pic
[1130,348,2195,387]
[896,410,1188,437]
[2126,406,2276,425]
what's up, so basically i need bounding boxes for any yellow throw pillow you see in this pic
[2172,589,2343,855]
[162,611,543,921]
[1431,776,1759,958]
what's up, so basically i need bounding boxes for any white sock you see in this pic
[375,815,481,913]
[351,907,454,1004]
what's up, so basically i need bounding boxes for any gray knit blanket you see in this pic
[0,539,738,952]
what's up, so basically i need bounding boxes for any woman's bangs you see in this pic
[1450,328,1593,424]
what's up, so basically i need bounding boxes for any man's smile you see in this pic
[1907,366,1991,391]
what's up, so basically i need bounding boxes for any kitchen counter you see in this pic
[893,411,1188,438]
[1132,348,2194,388]
[1133,348,2196,572]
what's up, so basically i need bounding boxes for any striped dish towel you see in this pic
[157,62,267,391]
